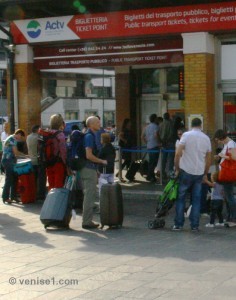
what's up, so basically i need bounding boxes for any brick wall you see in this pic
[14,63,42,134]
[184,53,215,137]
[115,70,130,132]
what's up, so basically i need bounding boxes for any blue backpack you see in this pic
[67,130,86,170]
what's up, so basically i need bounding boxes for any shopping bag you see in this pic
[218,158,236,182]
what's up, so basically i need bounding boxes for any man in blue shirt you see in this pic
[141,114,159,182]
[80,116,107,229]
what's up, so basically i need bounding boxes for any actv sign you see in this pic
[11,1,236,44]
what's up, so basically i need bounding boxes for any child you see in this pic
[98,133,116,195]
[205,171,224,227]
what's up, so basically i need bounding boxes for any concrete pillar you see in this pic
[182,32,215,136]
[14,45,41,134]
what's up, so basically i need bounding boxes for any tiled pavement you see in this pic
[1,174,236,300]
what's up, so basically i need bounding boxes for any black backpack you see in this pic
[67,130,86,170]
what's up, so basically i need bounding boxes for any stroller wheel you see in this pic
[148,220,156,229]
[159,219,165,228]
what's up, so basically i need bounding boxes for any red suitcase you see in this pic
[17,173,36,204]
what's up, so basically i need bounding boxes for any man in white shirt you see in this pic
[1,122,9,145]
[173,118,212,231]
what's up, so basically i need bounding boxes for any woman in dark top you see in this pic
[98,133,116,195]
[118,118,133,181]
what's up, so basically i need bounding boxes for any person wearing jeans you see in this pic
[173,118,212,231]
[175,170,204,229]
[214,129,236,223]
[1,129,29,204]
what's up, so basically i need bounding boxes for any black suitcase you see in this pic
[40,188,72,229]
[100,183,123,229]
[125,161,140,181]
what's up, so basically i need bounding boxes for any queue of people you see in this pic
[1,112,236,232]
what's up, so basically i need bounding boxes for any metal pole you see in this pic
[8,50,15,133]
[0,25,15,133]
[118,146,122,181]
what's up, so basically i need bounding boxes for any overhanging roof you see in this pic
[0,0,234,22]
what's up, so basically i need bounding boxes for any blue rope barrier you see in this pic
[120,148,175,153]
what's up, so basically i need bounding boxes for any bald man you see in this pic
[80,116,107,229]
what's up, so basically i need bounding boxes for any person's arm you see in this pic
[118,131,126,144]
[86,147,107,165]
[203,177,214,187]
[12,145,28,158]
[204,151,212,176]
[174,143,184,174]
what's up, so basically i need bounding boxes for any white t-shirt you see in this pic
[1,131,8,143]
[179,128,212,175]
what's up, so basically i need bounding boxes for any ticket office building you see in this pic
[10,2,236,143]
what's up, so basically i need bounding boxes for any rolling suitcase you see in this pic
[125,161,140,181]
[40,188,72,229]
[17,173,36,204]
[100,182,123,229]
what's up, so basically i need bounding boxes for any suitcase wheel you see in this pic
[44,225,48,230]
[108,225,122,229]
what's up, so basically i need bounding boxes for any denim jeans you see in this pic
[161,147,175,177]
[1,159,17,201]
[147,147,159,180]
[223,183,236,220]
[174,169,204,228]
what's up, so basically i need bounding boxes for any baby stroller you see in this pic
[148,175,179,229]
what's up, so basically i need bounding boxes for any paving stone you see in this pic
[1,173,236,299]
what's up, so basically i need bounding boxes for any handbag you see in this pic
[218,148,236,182]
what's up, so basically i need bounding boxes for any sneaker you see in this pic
[191,227,199,232]
[215,222,224,227]
[172,225,183,231]
[205,223,215,228]
[82,222,100,229]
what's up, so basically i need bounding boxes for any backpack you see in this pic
[38,128,61,167]
[67,130,86,171]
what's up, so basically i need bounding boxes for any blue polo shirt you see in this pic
[84,129,98,170]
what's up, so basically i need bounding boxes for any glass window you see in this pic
[223,93,236,139]
[104,111,115,129]
[0,69,7,97]
[65,111,79,120]
[84,110,98,119]
[141,69,160,94]
[167,68,179,93]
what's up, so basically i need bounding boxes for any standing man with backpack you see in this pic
[80,116,107,229]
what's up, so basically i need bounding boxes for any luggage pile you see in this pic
[14,159,36,204]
